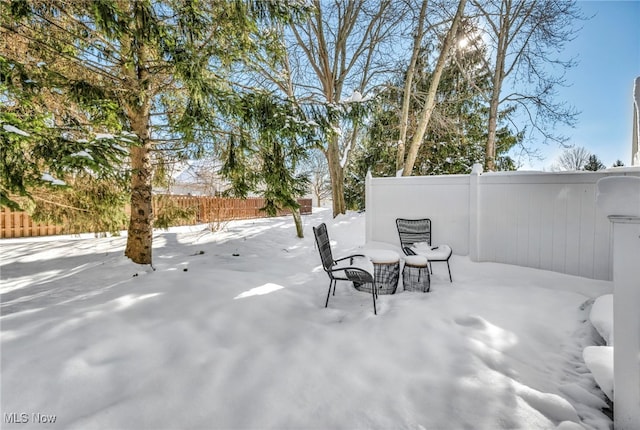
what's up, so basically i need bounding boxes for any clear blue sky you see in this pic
[518,0,640,170]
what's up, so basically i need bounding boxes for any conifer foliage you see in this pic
[222,92,312,238]
[1,0,307,264]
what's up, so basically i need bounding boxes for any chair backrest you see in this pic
[313,223,335,271]
[396,218,432,249]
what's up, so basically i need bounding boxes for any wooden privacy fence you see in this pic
[154,195,312,224]
[1,196,312,239]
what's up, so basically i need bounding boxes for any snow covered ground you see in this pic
[1,209,613,430]
[583,295,614,403]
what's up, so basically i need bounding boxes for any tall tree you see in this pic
[1,0,305,265]
[275,0,408,217]
[584,154,605,171]
[0,10,129,212]
[344,25,521,209]
[222,92,312,238]
[469,0,582,171]
[402,0,467,176]
[396,0,429,173]
[556,146,591,171]
[408,21,521,175]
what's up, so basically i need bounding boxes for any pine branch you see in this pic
[32,194,90,212]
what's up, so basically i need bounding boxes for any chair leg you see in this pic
[372,287,377,315]
[325,279,334,308]
[332,279,337,295]
[447,261,452,282]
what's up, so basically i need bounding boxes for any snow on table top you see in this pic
[362,248,399,264]
[404,255,429,266]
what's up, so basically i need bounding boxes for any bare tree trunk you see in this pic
[485,85,501,171]
[291,207,303,238]
[326,136,346,217]
[484,5,508,172]
[397,0,429,172]
[403,0,467,176]
[286,0,405,217]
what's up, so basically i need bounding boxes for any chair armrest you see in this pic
[334,254,366,265]
[402,247,416,256]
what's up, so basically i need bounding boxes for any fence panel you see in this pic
[366,168,640,281]
[365,175,471,256]
[477,173,610,279]
[0,207,65,238]
[1,196,312,239]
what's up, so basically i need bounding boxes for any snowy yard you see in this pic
[0,209,613,430]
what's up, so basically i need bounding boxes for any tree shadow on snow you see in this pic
[0,214,321,316]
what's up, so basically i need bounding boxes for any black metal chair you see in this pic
[313,223,377,315]
[396,218,453,282]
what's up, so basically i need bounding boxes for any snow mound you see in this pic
[584,294,614,403]
[583,346,614,401]
[515,383,580,424]
[590,294,613,344]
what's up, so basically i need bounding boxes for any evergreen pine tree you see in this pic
[584,154,605,171]
[222,92,312,238]
[1,1,308,264]
[0,37,129,213]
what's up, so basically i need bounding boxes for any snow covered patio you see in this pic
[0,209,613,429]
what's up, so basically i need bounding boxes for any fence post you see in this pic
[469,163,483,262]
[596,176,640,430]
[365,170,373,243]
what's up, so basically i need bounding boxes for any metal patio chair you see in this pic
[313,223,377,315]
[396,218,453,282]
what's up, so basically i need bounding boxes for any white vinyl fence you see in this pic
[365,166,640,281]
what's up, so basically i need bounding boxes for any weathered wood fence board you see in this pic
[1,210,67,238]
[1,196,312,239]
